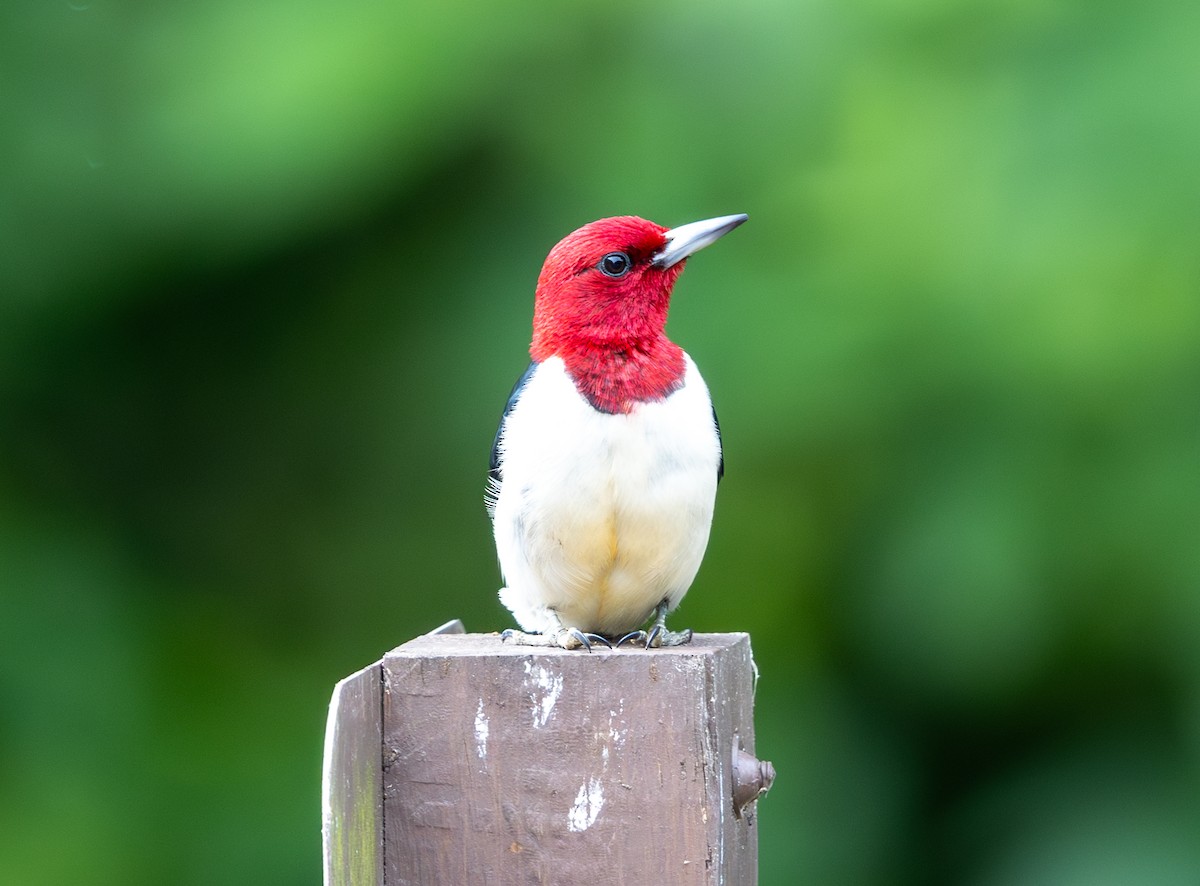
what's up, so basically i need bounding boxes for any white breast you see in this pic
[491,355,721,637]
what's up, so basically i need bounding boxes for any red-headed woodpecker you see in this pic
[487,213,747,650]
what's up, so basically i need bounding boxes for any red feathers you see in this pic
[530,216,688,414]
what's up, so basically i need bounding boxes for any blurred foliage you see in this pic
[1,0,1198,883]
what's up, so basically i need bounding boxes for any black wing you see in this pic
[486,361,539,518]
[712,403,725,483]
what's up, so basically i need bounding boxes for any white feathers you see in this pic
[491,356,721,637]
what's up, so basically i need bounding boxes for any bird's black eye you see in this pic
[598,252,632,278]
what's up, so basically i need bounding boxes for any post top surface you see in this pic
[386,631,750,660]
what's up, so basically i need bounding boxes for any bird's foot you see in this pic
[615,630,649,648]
[643,598,694,648]
[646,625,694,648]
[501,628,612,651]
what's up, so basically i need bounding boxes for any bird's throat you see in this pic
[559,339,686,415]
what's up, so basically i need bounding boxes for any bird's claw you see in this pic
[564,629,612,651]
[616,630,649,648]
[640,598,694,649]
[500,628,533,645]
[500,627,611,651]
[646,625,694,648]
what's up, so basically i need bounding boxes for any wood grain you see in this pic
[381,633,760,885]
[322,661,384,886]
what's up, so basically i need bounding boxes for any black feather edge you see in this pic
[486,361,540,518]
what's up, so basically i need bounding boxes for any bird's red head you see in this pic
[531,216,679,363]
[529,213,746,414]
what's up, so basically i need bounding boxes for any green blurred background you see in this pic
[2,0,1198,883]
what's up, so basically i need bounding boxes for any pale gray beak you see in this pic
[652,213,748,269]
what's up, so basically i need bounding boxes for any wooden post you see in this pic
[323,623,773,885]
[323,659,384,886]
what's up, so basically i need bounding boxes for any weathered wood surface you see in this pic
[381,632,764,886]
[322,660,384,886]
[323,620,465,886]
